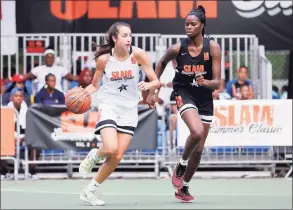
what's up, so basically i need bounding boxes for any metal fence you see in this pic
[1,33,272,99]
[266,50,290,94]
[21,149,160,179]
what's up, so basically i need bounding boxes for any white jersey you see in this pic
[96,48,141,108]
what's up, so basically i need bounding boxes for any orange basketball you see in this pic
[65,87,92,114]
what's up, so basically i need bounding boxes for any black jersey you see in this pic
[173,37,213,101]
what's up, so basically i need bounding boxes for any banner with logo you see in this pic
[177,100,293,146]
[15,0,292,50]
[1,108,16,156]
[25,104,158,150]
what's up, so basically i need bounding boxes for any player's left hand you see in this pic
[138,81,150,91]
[146,92,157,109]
[195,74,206,86]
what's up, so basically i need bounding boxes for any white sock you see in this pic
[179,158,188,166]
[93,153,100,160]
[87,178,101,191]
[183,181,189,187]
[90,150,100,161]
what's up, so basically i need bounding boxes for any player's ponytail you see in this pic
[94,22,131,60]
[196,5,206,36]
[197,5,206,14]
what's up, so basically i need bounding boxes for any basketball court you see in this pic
[1,178,292,209]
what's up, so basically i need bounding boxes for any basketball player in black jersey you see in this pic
[147,5,221,202]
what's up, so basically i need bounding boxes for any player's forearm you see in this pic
[204,79,221,90]
[149,79,161,93]
[155,60,167,79]
[85,84,98,94]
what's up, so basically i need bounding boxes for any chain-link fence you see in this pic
[266,50,290,94]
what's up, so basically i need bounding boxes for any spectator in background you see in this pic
[7,87,40,179]
[2,66,16,89]
[155,59,176,117]
[169,91,177,151]
[272,85,280,99]
[2,74,31,106]
[0,78,5,96]
[231,66,254,99]
[69,68,94,89]
[7,88,28,136]
[280,85,288,99]
[35,73,65,105]
[239,84,250,100]
[23,49,78,92]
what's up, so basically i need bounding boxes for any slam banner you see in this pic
[178,100,293,147]
[25,104,158,150]
[15,0,292,50]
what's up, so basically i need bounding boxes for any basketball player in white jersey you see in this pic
[77,22,160,206]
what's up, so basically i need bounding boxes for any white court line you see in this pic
[1,188,291,197]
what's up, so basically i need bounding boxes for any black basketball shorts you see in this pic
[174,88,214,124]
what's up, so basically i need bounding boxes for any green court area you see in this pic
[1,179,292,209]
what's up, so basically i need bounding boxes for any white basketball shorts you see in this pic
[95,104,138,136]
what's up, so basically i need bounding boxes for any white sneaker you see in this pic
[4,173,14,180]
[79,148,101,175]
[30,174,39,180]
[80,187,105,206]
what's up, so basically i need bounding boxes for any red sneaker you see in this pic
[171,163,187,189]
[175,186,194,202]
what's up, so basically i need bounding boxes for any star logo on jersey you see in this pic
[118,84,128,92]
[190,78,199,87]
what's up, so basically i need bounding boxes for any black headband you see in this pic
[187,10,205,24]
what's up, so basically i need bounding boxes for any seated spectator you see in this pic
[23,49,78,92]
[2,66,16,90]
[4,73,33,96]
[280,85,288,99]
[239,84,250,100]
[7,88,40,179]
[69,68,94,89]
[1,74,31,106]
[7,88,28,135]
[230,66,254,99]
[35,73,65,105]
[0,78,5,96]
[272,85,280,99]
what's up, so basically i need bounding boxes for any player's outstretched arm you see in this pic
[133,47,160,92]
[85,54,109,94]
